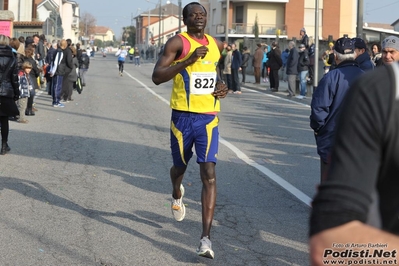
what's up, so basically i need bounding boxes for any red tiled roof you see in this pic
[94,26,112,34]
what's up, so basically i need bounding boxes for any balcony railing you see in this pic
[217,23,287,35]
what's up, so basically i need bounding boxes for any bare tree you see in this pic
[79,12,97,37]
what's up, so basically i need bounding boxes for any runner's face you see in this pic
[185,5,207,32]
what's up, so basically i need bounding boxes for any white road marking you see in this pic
[125,71,312,207]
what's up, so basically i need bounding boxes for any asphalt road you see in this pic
[0,53,319,266]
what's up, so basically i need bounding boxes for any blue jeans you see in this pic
[134,56,140,65]
[299,70,308,96]
[51,75,63,105]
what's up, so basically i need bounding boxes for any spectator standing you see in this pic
[134,46,141,66]
[34,34,46,88]
[0,35,19,155]
[308,37,316,83]
[61,46,78,102]
[261,45,270,83]
[23,46,41,116]
[223,44,233,92]
[252,43,263,84]
[60,39,74,102]
[267,41,282,92]
[381,35,399,64]
[280,48,289,82]
[309,62,399,266]
[49,39,68,108]
[45,40,57,96]
[286,41,299,97]
[76,43,82,62]
[240,46,250,84]
[371,42,383,67]
[353,37,374,71]
[218,41,228,83]
[310,37,364,181]
[296,44,310,99]
[128,46,134,63]
[230,43,242,94]
[322,42,334,74]
[79,49,90,86]
[17,61,33,123]
[300,28,309,49]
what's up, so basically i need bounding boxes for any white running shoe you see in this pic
[196,236,214,259]
[171,184,185,222]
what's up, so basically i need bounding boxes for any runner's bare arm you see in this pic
[152,36,209,85]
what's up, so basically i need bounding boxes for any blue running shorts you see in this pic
[170,110,219,167]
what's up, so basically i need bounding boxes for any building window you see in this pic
[304,8,322,28]
[235,6,243,24]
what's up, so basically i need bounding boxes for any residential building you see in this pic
[363,22,399,43]
[91,26,114,46]
[201,0,358,42]
[134,2,187,51]
[5,0,79,42]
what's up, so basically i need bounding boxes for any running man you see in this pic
[151,2,227,259]
[115,46,127,76]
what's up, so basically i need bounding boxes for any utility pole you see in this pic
[313,0,319,91]
[158,0,162,47]
[178,0,182,33]
[357,0,364,38]
[225,0,229,43]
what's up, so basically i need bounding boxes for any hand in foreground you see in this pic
[212,80,228,99]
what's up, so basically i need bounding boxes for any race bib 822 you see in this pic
[190,72,216,95]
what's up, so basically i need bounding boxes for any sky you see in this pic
[75,0,399,38]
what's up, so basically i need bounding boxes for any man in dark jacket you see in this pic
[353,37,374,71]
[76,43,82,62]
[296,44,309,99]
[286,41,299,97]
[267,41,282,92]
[78,49,90,86]
[300,28,309,49]
[231,43,242,93]
[49,39,68,107]
[310,37,364,181]
[310,61,399,266]
[240,46,250,84]
[61,39,74,102]
[45,40,57,95]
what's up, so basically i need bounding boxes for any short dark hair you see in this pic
[182,2,207,20]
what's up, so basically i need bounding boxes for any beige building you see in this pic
[201,0,357,41]
[92,26,114,43]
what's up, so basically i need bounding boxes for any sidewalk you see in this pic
[238,73,314,103]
